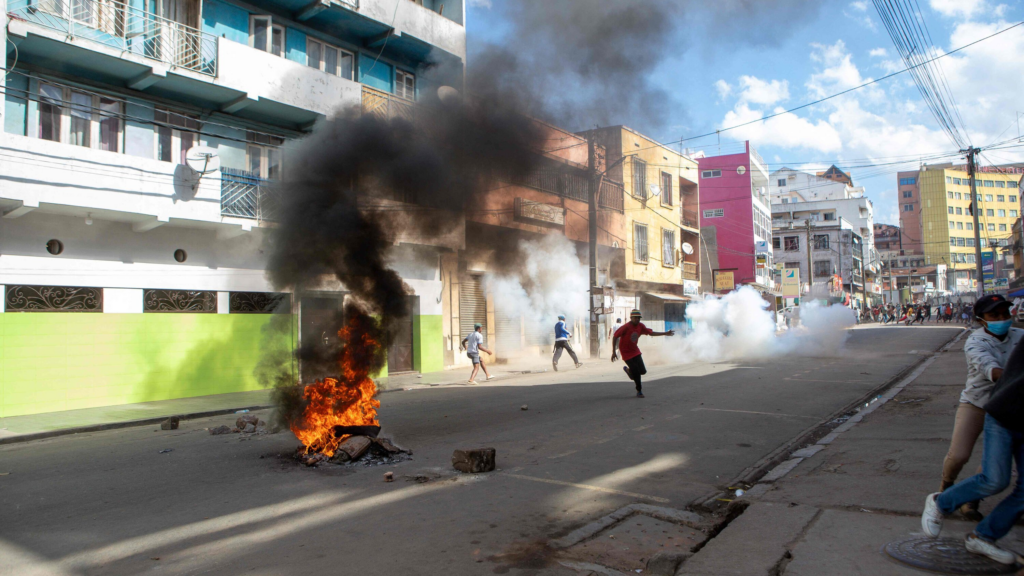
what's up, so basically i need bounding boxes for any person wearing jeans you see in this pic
[941,294,1024,520]
[552,314,581,371]
[922,414,1024,565]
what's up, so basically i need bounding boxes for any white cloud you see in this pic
[849,1,869,11]
[737,76,790,106]
[930,0,987,19]
[722,104,842,153]
[869,47,888,57]
[467,0,492,7]
[714,79,732,101]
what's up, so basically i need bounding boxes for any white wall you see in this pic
[0,132,227,225]
[359,0,467,60]
[216,40,363,119]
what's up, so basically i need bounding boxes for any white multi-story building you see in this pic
[770,167,879,282]
[0,0,466,418]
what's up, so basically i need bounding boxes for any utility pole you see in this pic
[805,219,813,297]
[587,135,602,359]
[887,253,896,305]
[967,146,984,296]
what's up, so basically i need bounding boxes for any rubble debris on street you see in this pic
[159,416,180,430]
[158,449,173,454]
[384,471,394,482]
[521,405,528,411]
[452,448,496,473]
[208,417,275,437]
[294,435,412,468]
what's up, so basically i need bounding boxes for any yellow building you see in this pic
[582,126,700,331]
[904,164,1020,285]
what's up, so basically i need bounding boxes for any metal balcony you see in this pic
[7,0,218,76]
[220,168,278,222]
[361,86,414,121]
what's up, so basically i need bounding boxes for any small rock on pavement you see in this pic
[236,414,260,429]
[208,425,232,435]
[384,471,394,482]
[338,436,373,460]
[646,551,691,576]
[521,405,528,411]
[160,416,180,430]
[242,423,256,433]
[452,448,496,473]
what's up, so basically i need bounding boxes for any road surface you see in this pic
[0,325,961,576]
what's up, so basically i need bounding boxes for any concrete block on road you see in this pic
[452,448,496,473]
[678,502,820,576]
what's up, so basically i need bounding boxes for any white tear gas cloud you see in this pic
[485,235,589,347]
[644,286,856,364]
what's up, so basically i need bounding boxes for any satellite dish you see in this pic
[437,86,461,103]
[681,242,694,255]
[184,146,220,174]
[649,184,662,197]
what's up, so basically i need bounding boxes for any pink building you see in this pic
[697,142,774,291]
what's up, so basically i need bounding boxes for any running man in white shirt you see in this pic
[460,323,494,384]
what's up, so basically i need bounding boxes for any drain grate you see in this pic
[883,537,1019,575]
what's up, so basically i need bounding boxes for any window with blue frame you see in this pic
[899,177,916,185]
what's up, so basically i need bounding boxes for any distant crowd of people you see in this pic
[863,302,978,327]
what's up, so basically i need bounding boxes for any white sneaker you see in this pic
[965,534,1017,565]
[467,380,477,384]
[921,493,945,538]
[486,375,495,380]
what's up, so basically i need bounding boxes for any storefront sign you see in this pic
[754,240,770,254]
[683,279,700,297]
[782,268,800,297]
[755,254,768,269]
[713,270,735,292]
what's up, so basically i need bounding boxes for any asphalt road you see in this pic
[0,325,962,576]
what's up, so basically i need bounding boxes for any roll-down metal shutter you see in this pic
[459,274,487,345]
[495,297,522,357]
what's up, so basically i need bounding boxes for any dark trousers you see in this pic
[553,340,579,366]
[625,354,647,392]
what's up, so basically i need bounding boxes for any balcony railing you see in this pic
[599,180,624,213]
[683,261,698,280]
[362,86,414,121]
[504,169,624,212]
[8,0,218,76]
[221,168,278,222]
[681,209,699,230]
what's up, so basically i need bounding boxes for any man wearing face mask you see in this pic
[936,295,1024,523]
[922,294,1024,564]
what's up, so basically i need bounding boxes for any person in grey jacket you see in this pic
[939,294,1024,521]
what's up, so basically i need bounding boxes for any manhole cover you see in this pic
[883,537,1019,575]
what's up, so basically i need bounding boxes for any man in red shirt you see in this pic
[611,309,675,398]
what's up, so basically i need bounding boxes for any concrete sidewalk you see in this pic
[676,332,1024,575]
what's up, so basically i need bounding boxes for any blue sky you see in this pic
[465,0,1024,227]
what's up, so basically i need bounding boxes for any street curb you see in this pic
[691,327,967,511]
[0,404,273,447]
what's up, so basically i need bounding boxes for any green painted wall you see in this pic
[413,314,443,374]
[0,313,295,418]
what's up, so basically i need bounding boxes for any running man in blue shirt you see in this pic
[552,314,582,371]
